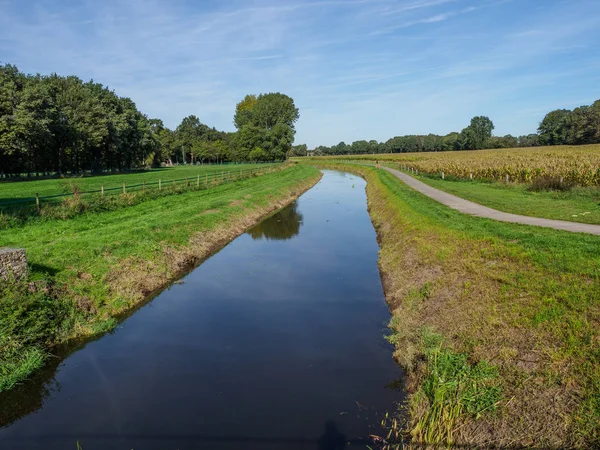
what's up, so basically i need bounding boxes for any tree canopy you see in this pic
[231,93,299,162]
[0,65,299,176]
[538,102,600,146]
[461,116,495,150]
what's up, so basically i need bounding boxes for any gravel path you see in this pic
[383,166,600,236]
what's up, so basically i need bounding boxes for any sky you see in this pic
[1,0,599,148]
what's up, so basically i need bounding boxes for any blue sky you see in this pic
[1,0,599,147]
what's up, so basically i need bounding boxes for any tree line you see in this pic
[0,64,299,176]
[537,100,600,146]
[299,99,600,156]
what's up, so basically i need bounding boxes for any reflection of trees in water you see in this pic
[247,201,303,241]
[318,420,347,450]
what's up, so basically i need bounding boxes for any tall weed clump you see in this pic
[0,280,70,391]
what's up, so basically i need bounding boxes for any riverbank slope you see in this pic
[308,162,600,448]
[0,164,322,392]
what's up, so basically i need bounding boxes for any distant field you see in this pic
[303,144,600,186]
[0,164,276,203]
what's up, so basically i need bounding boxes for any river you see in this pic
[0,170,403,450]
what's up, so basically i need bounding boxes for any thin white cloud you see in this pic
[0,0,599,147]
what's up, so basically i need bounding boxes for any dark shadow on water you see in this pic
[317,421,347,450]
[246,201,303,241]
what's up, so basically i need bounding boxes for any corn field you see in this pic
[309,144,600,186]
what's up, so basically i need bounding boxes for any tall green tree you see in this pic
[462,116,494,150]
[538,109,571,145]
[232,93,299,161]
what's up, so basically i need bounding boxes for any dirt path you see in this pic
[382,166,600,236]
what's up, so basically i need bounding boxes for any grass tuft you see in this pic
[0,347,46,392]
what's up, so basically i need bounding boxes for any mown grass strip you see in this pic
[0,164,284,229]
[0,163,276,201]
[399,171,600,226]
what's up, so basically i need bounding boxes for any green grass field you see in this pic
[0,163,276,203]
[306,161,600,448]
[0,164,320,393]
[408,173,600,225]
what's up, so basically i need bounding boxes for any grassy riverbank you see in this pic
[0,164,321,392]
[308,162,600,448]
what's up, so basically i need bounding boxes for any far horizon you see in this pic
[1,0,599,147]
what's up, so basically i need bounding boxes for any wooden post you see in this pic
[35,193,40,211]
[469,173,473,180]
[197,174,200,186]
[101,185,104,196]
[159,179,162,190]
[441,172,445,179]
[123,182,126,194]
[505,174,509,183]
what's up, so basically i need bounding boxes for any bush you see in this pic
[528,175,574,192]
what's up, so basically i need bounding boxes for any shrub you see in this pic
[528,175,574,192]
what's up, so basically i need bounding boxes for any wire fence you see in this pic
[0,163,282,211]
[0,160,285,181]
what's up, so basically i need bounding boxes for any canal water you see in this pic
[0,170,403,450]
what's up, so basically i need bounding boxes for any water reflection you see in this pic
[246,201,303,241]
[317,421,347,450]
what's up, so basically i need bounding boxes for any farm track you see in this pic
[383,166,600,236]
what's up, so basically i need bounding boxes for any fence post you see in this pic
[159,179,162,190]
[197,174,200,186]
[505,174,509,183]
[101,185,104,196]
[143,181,146,193]
[470,173,473,180]
[36,193,40,211]
[123,182,126,194]
[441,172,445,180]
